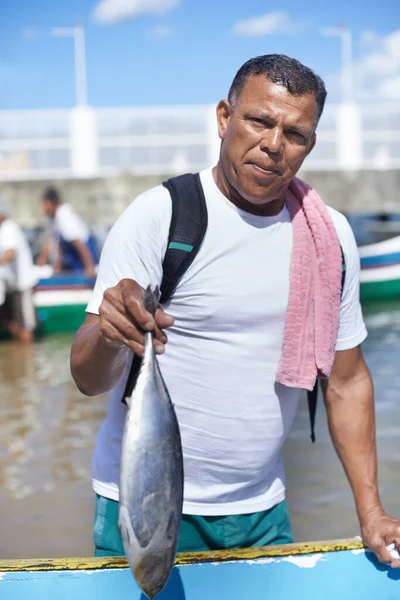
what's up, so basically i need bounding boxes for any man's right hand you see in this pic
[98,279,174,357]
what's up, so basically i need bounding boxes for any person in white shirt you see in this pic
[0,202,36,343]
[70,54,400,565]
[37,188,98,279]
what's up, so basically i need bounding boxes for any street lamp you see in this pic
[50,24,88,106]
[320,26,354,104]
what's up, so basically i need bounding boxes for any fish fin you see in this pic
[143,285,160,316]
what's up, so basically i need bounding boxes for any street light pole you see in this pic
[320,26,354,104]
[73,25,87,107]
[50,24,88,106]
[320,25,362,170]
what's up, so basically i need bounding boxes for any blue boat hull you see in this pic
[1,540,399,600]
[359,236,400,302]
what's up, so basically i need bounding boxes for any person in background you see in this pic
[37,187,98,278]
[0,201,36,344]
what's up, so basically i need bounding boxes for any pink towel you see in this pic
[276,177,343,391]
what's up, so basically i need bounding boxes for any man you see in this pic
[37,187,98,278]
[0,202,36,343]
[70,55,400,566]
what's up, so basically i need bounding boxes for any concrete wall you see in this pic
[0,169,399,229]
[302,169,400,216]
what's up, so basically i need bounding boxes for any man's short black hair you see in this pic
[43,187,61,205]
[228,54,327,119]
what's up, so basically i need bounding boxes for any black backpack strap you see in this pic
[121,172,208,403]
[160,173,208,304]
[307,244,346,442]
[340,244,346,296]
[307,384,318,444]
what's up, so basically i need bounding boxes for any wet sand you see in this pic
[0,304,399,559]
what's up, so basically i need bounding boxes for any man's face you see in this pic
[42,199,57,219]
[216,75,319,207]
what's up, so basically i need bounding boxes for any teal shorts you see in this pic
[93,494,293,556]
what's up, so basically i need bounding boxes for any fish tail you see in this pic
[143,285,160,316]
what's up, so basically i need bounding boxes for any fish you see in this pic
[118,285,184,599]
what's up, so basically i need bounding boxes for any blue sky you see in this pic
[1,0,399,109]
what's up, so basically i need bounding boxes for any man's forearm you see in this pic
[36,239,50,266]
[323,368,382,520]
[53,247,62,272]
[73,240,95,270]
[70,318,129,396]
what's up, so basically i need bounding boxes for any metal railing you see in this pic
[0,102,399,181]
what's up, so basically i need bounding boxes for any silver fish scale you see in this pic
[119,287,184,599]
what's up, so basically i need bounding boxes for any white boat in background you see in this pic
[359,235,400,302]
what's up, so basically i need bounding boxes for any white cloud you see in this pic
[357,29,400,101]
[22,27,39,40]
[359,30,379,47]
[146,25,173,38]
[93,0,182,24]
[325,29,400,102]
[232,11,307,38]
[378,75,400,100]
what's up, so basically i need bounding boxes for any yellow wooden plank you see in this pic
[177,538,364,565]
[0,538,364,572]
[0,556,128,573]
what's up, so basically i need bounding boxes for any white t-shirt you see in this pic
[0,219,35,292]
[51,203,90,243]
[87,168,367,516]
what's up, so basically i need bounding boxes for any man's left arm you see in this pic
[321,346,400,567]
[71,239,96,278]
